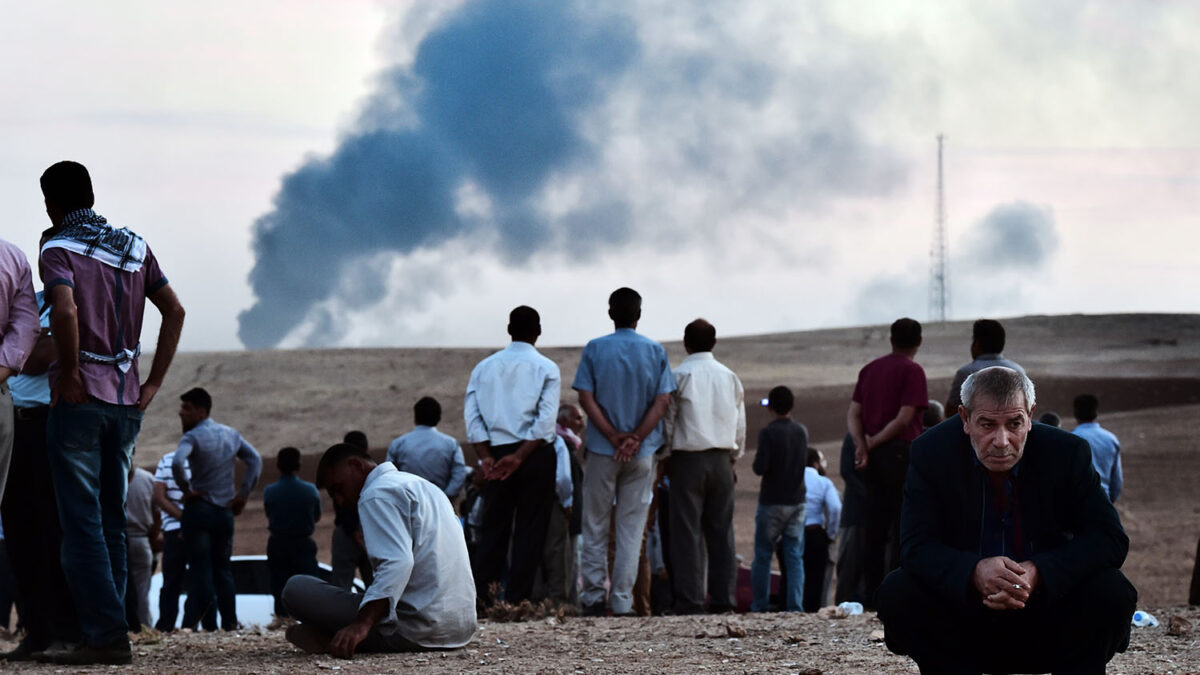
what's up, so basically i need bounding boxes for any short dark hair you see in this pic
[343,431,368,451]
[683,319,716,353]
[180,387,212,412]
[277,447,301,474]
[316,443,370,490]
[806,447,821,467]
[1038,411,1062,427]
[507,305,541,342]
[1073,394,1099,422]
[767,385,794,415]
[973,319,1006,354]
[890,317,922,350]
[414,396,441,427]
[40,161,95,212]
[608,287,642,327]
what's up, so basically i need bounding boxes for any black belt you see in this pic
[14,405,49,421]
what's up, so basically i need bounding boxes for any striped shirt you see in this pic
[154,451,187,532]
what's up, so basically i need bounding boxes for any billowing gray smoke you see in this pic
[238,0,904,348]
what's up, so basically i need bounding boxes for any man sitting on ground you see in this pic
[877,367,1136,675]
[283,443,477,658]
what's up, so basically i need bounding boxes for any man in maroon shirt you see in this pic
[846,317,927,608]
[36,161,185,665]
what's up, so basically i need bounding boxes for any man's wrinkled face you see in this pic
[565,406,585,434]
[178,401,207,432]
[959,395,1033,473]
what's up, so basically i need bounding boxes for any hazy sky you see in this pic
[3,0,1197,351]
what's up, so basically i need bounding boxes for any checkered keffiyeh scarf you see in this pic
[41,208,146,273]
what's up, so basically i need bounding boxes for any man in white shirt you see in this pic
[663,319,746,613]
[283,443,477,658]
[803,448,842,612]
[463,305,560,605]
[387,396,467,499]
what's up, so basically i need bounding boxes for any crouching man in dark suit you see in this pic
[877,366,1135,675]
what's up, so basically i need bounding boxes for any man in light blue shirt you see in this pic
[387,397,467,499]
[1072,394,1123,502]
[170,387,262,630]
[463,306,560,605]
[573,287,674,616]
[945,319,1025,415]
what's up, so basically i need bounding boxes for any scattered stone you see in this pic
[818,606,848,620]
[869,630,886,642]
[1167,616,1192,636]
[726,624,748,638]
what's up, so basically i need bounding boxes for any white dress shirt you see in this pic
[664,352,747,459]
[803,466,842,538]
[553,435,574,509]
[359,463,477,648]
[463,341,560,446]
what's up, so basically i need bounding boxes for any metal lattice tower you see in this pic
[929,134,949,323]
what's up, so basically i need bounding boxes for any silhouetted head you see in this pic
[343,430,369,451]
[507,305,541,343]
[414,396,442,427]
[277,446,301,475]
[316,442,375,510]
[178,387,212,432]
[683,318,717,354]
[1073,394,1099,423]
[922,399,945,429]
[890,318,922,352]
[40,161,95,224]
[608,287,642,329]
[558,403,585,435]
[972,319,1006,357]
[767,385,794,416]
[1038,411,1062,427]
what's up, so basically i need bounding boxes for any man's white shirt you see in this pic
[665,352,747,459]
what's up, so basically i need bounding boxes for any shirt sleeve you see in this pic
[901,362,930,409]
[531,363,561,443]
[655,346,676,395]
[571,344,595,392]
[1110,443,1123,502]
[171,436,195,489]
[0,252,39,372]
[445,444,467,499]
[39,247,75,290]
[236,436,263,498]
[733,375,746,460]
[553,436,573,508]
[823,477,843,539]
[359,494,415,625]
[140,246,169,296]
[463,365,489,444]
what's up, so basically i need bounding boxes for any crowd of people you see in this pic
[0,161,1137,670]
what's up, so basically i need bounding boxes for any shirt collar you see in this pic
[614,327,638,335]
[683,351,715,363]
[364,461,397,492]
[505,341,537,353]
[976,353,1005,361]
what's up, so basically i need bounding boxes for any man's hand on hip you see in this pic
[231,496,248,516]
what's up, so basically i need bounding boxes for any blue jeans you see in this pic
[46,398,143,646]
[182,500,238,630]
[750,503,806,612]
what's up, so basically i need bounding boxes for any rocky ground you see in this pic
[2,605,1198,673]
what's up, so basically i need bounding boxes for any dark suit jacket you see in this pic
[900,417,1128,610]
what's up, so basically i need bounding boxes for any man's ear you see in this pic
[958,405,970,429]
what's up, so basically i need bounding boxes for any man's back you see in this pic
[264,474,321,537]
[667,352,746,455]
[126,467,156,537]
[573,328,674,456]
[40,224,166,406]
[465,343,559,445]
[1072,422,1122,502]
[358,464,476,648]
[387,426,466,495]
[946,355,1024,411]
[753,418,808,505]
[852,353,927,441]
[174,418,262,508]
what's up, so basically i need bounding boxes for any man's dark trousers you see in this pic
[474,442,555,604]
[0,405,79,649]
[181,500,237,630]
[267,534,319,617]
[862,439,908,606]
[878,567,1135,674]
[668,449,737,613]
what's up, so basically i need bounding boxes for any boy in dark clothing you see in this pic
[264,447,322,618]
[750,386,809,611]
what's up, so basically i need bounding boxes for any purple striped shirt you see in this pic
[0,239,39,373]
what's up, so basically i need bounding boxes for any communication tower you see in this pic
[929,134,949,323]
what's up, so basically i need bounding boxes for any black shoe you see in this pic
[44,640,132,666]
[581,602,607,617]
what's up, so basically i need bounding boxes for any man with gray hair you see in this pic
[877,367,1136,675]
